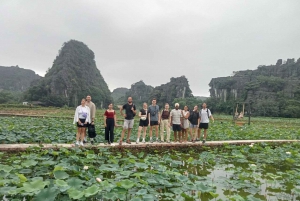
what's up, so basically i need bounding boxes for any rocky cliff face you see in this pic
[209,57,300,117]
[111,87,129,102]
[25,40,112,107]
[0,66,41,92]
[116,81,153,107]
[149,76,193,107]
[116,76,193,108]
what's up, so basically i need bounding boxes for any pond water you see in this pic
[0,143,300,200]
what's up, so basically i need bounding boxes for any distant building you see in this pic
[22,102,28,105]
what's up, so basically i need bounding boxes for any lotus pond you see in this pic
[1,143,300,201]
[0,117,300,144]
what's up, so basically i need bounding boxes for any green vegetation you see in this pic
[23,40,112,108]
[0,115,299,144]
[0,66,41,92]
[1,106,300,200]
[1,142,300,200]
[209,58,300,118]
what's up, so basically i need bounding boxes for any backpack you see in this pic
[88,124,97,138]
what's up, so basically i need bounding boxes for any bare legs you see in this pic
[149,125,159,141]
[181,129,187,143]
[120,128,132,145]
[76,127,86,144]
[137,126,148,143]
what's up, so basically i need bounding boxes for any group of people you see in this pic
[118,97,214,145]
[73,96,214,146]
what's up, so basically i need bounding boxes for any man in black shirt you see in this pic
[119,97,136,145]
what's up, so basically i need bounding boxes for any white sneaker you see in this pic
[142,139,145,143]
[75,141,79,146]
[80,142,84,146]
[136,140,139,144]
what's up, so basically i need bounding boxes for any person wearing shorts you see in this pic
[73,98,91,146]
[136,102,149,144]
[198,103,214,144]
[148,98,160,143]
[189,105,199,143]
[119,97,136,145]
[170,103,183,142]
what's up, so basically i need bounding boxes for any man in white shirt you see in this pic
[170,103,183,143]
[198,103,214,144]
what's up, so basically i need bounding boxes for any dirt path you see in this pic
[0,140,298,151]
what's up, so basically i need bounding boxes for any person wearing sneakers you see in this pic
[148,98,160,143]
[159,103,171,143]
[170,103,183,143]
[136,102,149,144]
[74,98,91,146]
[189,105,199,143]
[119,97,136,145]
[198,103,214,144]
[181,106,190,143]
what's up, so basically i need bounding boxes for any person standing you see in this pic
[136,102,149,144]
[104,103,117,145]
[189,105,199,143]
[119,97,136,145]
[73,98,91,146]
[159,103,171,143]
[170,103,183,143]
[148,98,160,143]
[181,106,190,143]
[85,95,96,143]
[198,103,214,144]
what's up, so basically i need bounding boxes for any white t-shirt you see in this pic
[199,108,212,123]
[170,109,182,124]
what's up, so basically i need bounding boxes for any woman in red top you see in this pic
[104,103,117,144]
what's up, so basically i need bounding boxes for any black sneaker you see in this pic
[202,140,206,144]
[83,140,87,144]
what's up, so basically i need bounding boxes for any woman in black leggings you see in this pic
[104,103,117,144]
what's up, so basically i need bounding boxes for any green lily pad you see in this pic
[87,154,96,159]
[22,160,38,167]
[23,179,49,193]
[131,197,142,201]
[0,164,13,173]
[34,187,58,201]
[53,170,69,180]
[67,177,84,189]
[136,189,147,195]
[16,173,27,183]
[117,179,135,189]
[68,187,84,199]
[84,185,100,197]
[19,169,32,174]
[142,194,156,201]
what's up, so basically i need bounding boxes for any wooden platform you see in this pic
[0,140,298,151]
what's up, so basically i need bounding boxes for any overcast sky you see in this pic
[1,0,300,96]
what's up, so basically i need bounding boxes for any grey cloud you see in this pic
[1,0,300,96]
